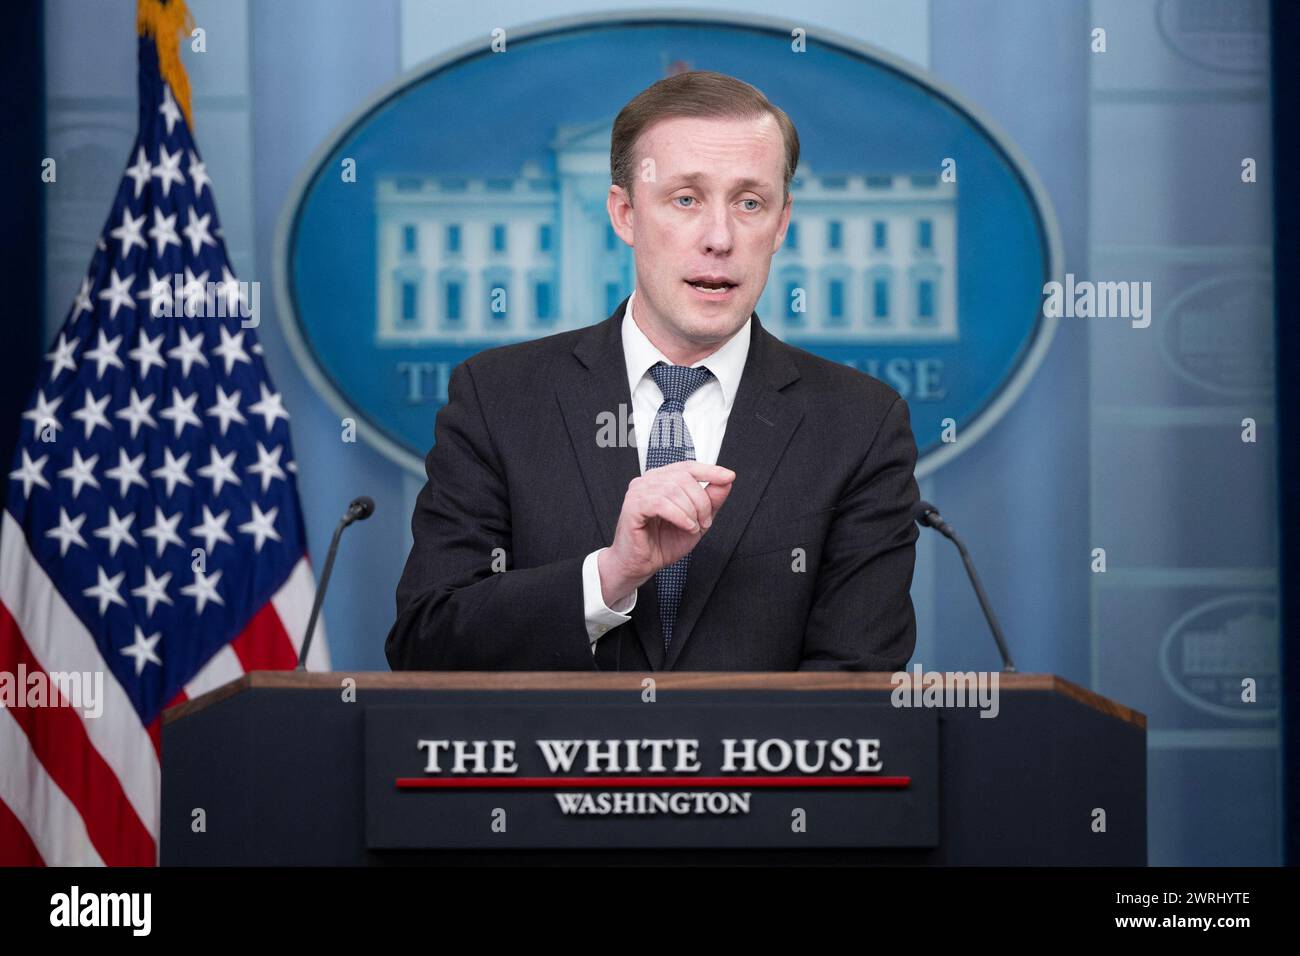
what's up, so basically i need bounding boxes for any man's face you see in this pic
[608,113,792,359]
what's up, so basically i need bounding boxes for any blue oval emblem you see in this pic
[275,14,1060,475]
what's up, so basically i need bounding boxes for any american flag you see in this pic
[0,2,327,865]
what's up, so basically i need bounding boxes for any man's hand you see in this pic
[597,461,735,607]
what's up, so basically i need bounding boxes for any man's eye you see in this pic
[674,196,696,208]
[740,199,760,211]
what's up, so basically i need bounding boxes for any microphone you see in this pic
[296,496,376,670]
[343,495,375,525]
[913,500,1017,672]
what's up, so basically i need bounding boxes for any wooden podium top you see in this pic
[163,670,1146,730]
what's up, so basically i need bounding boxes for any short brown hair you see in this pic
[610,70,800,204]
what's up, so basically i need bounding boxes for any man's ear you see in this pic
[773,194,793,253]
[607,184,634,246]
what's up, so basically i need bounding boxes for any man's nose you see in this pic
[700,207,734,253]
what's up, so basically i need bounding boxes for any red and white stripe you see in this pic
[0,510,327,866]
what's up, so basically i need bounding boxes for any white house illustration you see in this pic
[374,119,957,346]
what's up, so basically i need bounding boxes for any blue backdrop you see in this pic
[15,0,1284,866]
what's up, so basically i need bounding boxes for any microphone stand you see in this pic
[915,502,1017,673]
[297,496,375,671]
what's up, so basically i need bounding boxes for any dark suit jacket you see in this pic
[386,296,921,672]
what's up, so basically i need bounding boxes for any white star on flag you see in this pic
[109,208,148,256]
[57,449,100,498]
[9,449,50,497]
[121,627,163,676]
[147,207,182,257]
[136,269,174,318]
[191,506,234,552]
[213,326,252,374]
[115,388,158,438]
[72,276,94,318]
[46,508,88,557]
[141,506,184,558]
[159,84,182,134]
[159,387,202,437]
[197,447,241,496]
[83,567,128,616]
[46,332,80,379]
[151,447,194,496]
[238,502,282,553]
[207,385,247,435]
[249,383,290,431]
[124,146,152,199]
[104,448,149,495]
[248,442,287,493]
[182,206,216,256]
[168,327,208,376]
[181,568,225,614]
[188,150,211,195]
[71,390,112,439]
[97,269,137,320]
[128,328,167,376]
[93,507,138,557]
[84,330,126,378]
[130,567,174,617]
[152,143,186,196]
[22,390,63,436]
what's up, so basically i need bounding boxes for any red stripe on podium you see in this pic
[396,775,911,790]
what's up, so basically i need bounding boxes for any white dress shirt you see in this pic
[582,288,752,652]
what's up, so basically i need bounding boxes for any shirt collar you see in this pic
[621,288,751,412]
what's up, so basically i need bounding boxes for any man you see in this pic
[386,70,921,672]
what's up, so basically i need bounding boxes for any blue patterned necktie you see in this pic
[645,361,715,653]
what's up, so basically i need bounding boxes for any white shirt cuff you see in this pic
[583,548,636,651]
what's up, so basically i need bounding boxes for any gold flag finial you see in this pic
[137,0,195,130]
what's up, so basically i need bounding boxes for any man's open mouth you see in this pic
[685,277,738,294]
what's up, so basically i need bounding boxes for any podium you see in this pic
[160,672,1146,865]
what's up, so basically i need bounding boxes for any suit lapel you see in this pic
[556,297,665,669]
[663,314,803,670]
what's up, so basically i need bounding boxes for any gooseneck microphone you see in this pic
[296,495,376,670]
[914,500,1017,673]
